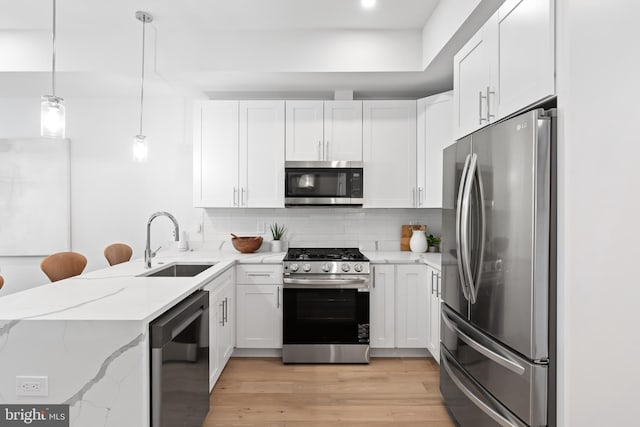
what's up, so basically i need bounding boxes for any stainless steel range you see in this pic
[282,248,370,364]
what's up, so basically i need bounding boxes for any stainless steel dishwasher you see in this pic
[150,290,209,427]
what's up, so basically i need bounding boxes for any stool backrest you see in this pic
[41,252,88,282]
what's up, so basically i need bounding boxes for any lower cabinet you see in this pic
[236,284,283,348]
[427,265,442,363]
[203,267,236,391]
[370,264,429,350]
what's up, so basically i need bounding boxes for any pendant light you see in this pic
[41,0,65,138]
[133,11,153,162]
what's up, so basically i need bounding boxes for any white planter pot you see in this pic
[409,230,428,253]
[271,240,283,252]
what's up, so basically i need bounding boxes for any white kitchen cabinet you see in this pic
[427,265,442,363]
[363,100,417,208]
[236,264,283,349]
[194,100,239,207]
[453,22,495,139]
[416,92,454,208]
[370,265,395,349]
[194,100,284,208]
[453,0,555,139]
[492,0,555,118]
[203,267,236,390]
[395,265,429,348]
[236,284,283,348]
[323,101,362,161]
[285,100,362,161]
[239,100,285,207]
[285,100,324,161]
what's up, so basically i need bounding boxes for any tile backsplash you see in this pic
[198,208,442,251]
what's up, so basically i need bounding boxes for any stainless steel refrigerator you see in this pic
[440,108,556,427]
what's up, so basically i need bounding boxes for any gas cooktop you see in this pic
[284,247,368,262]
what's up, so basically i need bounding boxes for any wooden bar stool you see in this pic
[40,252,87,282]
[0,275,4,290]
[104,243,133,266]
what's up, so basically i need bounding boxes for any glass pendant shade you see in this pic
[41,95,65,139]
[133,134,148,162]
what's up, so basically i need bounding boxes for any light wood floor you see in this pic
[204,357,456,427]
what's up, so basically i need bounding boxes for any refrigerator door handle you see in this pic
[441,352,526,427]
[456,154,472,301]
[460,153,477,303]
[468,157,486,304]
[441,310,526,375]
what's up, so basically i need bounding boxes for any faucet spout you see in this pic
[145,211,180,269]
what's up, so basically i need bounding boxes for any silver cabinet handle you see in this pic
[431,271,436,294]
[372,266,375,289]
[318,141,322,160]
[418,187,424,207]
[247,273,272,277]
[456,154,472,302]
[479,91,487,124]
[441,352,524,427]
[437,273,442,298]
[233,187,238,207]
[486,86,495,122]
[412,187,416,207]
[441,310,525,375]
[223,297,228,324]
[277,286,280,308]
[325,140,330,160]
[241,188,246,207]
[219,301,225,325]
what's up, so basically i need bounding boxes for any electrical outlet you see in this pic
[16,376,48,397]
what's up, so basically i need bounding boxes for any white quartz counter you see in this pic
[363,251,441,270]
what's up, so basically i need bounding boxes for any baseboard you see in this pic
[232,348,283,358]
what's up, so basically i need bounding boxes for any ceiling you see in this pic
[0,0,468,99]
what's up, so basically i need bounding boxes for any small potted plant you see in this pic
[270,223,286,252]
[426,234,441,253]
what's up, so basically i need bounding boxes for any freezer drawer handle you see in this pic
[441,311,525,376]
[441,352,524,427]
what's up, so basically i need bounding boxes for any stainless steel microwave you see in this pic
[284,161,363,206]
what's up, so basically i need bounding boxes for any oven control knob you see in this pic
[289,263,299,272]
[354,263,363,272]
[322,263,332,272]
[341,263,351,272]
[302,263,312,272]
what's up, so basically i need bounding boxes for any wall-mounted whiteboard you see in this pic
[0,138,70,256]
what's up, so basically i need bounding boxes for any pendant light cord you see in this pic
[52,0,56,97]
[139,18,146,135]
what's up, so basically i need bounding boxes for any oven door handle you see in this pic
[283,277,369,289]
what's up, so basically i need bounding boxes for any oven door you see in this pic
[283,286,369,345]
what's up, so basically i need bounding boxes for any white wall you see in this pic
[556,1,640,425]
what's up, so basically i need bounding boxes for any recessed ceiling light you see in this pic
[361,0,376,9]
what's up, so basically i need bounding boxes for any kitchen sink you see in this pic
[141,263,216,277]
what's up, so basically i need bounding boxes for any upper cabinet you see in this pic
[454,0,555,139]
[417,92,454,208]
[285,100,362,161]
[194,100,285,208]
[363,100,417,208]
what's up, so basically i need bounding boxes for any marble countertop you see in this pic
[0,249,441,323]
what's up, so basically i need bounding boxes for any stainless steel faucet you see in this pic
[145,211,180,268]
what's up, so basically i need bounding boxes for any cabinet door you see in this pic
[427,267,441,363]
[363,101,417,208]
[323,101,363,161]
[493,0,555,118]
[208,290,223,390]
[395,265,428,348]
[196,101,239,207]
[219,280,236,367]
[236,284,283,348]
[453,24,494,139]
[285,100,324,161]
[417,92,454,208]
[239,101,285,208]
[369,265,395,348]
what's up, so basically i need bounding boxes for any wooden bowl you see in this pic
[231,236,263,253]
